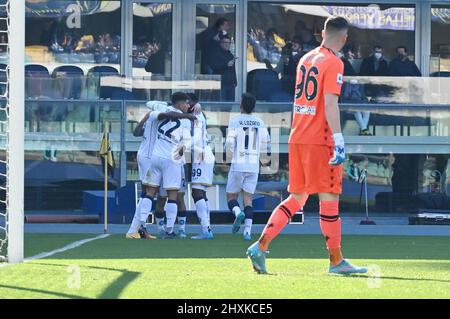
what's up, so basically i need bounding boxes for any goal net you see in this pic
[0,0,25,264]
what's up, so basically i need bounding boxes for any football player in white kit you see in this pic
[226,93,271,241]
[145,92,193,239]
[125,95,196,239]
[186,93,215,240]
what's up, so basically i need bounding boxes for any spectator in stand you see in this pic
[340,45,371,136]
[74,35,95,53]
[340,44,356,76]
[388,46,421,77]
[248,28,285,65]
[209,35,237,101]
[144,41,165,75]
[360,45,389,102]
[294,20,307,38]
[265,37,304,95]
[299,27,320,52]
[96,33,119,63]
[61,33,74,52]
[198,17,231,74]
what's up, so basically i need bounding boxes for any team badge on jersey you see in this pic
[337,73,343,85]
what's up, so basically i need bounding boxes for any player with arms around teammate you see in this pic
[187,93,215,240]
[132,92,193,239]
[226,93,271,241]
[247,17,368,274]
[126,99,196,239]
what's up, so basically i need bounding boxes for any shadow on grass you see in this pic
[25,262,141,299]
[0,284,88,299]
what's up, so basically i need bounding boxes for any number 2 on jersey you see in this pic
[295,65,319,101]
[158,119,181,138]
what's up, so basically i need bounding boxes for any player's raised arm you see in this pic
[225,118,237,155]
[133,112,150,137]
[157,111,197,122]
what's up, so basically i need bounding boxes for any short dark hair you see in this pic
[292,36,303,46]
[186,93,198,104]
[342,44,353,55]
[214,17,229,29]
[241,93,256,114]
[171,92,189,105]
[373,44,383,50]
[396,46,407,53]
[324,16,349,34]
[220,35,231,42]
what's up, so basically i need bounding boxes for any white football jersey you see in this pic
[192,112,214,165]
[137,102,169,159]
[152,106,192,162]
[226,113,270,173]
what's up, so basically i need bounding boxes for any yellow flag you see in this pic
[99,125,115,176]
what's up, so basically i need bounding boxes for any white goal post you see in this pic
[5,0,25,264]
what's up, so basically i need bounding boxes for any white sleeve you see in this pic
[192,120,205,155]
[146,101,168,112]
[260,124,271,154]
[226,118,237,153]
[149,110,161,121]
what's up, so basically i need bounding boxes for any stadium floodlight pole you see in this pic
[8,0,25,263]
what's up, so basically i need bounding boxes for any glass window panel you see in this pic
[132,3,173,78]
[23,100,122,211]
[247,2,416,101]
[196,4,237,102]
[431,6,450,75]
[24,0,121,74]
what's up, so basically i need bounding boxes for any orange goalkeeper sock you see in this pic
[319,200,343,266]
[258,195,306,251]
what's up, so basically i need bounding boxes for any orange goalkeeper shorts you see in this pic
[287,143,343,195]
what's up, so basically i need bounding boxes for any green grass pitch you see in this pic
[0,233,449,299]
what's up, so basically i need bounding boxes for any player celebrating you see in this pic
[126,101,173,239]
[226,93,271,241]
[247,17,368,275]
[187,93,215,240]
[126,93,194,239]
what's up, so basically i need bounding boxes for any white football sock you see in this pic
[127,198,143,234]
[232,206,241,218]
[155,217,165,231]
[243,218,253,235]
[178,217,187,231]
[165,202,177,233]
[139,197,153,225]
[195,198,209,233]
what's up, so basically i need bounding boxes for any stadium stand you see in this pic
[52,65,85,99]
[247,69,282,101]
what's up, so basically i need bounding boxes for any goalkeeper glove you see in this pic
[329,133,345,166]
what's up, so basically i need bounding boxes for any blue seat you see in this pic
[52,65,84,76]
[25,64,50,76]
[52,65,84,99]
[88,66,119,99]
[111,88,135,100]
[25,65,51,98]
[247,69,282,101]
[88,66,119,75]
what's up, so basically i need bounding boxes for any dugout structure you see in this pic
[0,0,25,264]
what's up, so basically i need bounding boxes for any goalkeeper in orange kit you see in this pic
[246,16,368,275]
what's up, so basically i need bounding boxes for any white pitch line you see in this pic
[24,234,110,262]
[0,234,110,267]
